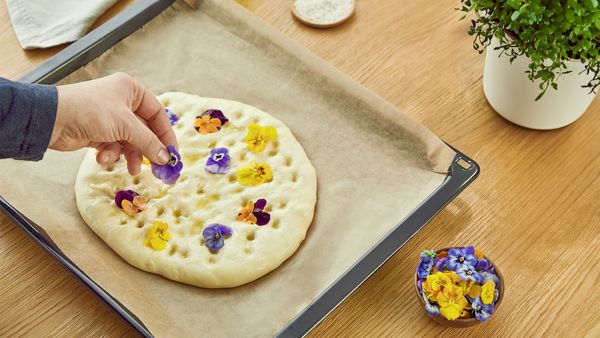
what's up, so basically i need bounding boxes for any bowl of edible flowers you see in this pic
[415,246,503,327]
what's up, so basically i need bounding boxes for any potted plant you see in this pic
[459,1,600,129]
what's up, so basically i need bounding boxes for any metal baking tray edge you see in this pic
[3,0,480,336]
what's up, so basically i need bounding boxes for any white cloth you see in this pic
[6,0,119,49]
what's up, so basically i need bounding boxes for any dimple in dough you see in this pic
[75,92,317,288]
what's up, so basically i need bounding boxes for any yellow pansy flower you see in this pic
[237,161,273,186]
[458,279,474,295]
[421,280,439,302]
[144,221,172,251]
[469,284,482,298]
[426,272,452,292]
[437,285,469,321]
[481,280,495,304]
[142,157,151,166]
[444,271,460,284]
[245,123,277,153]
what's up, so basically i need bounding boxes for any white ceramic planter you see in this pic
[483,37,598,130]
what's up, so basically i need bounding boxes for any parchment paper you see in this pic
[0,1,456,336]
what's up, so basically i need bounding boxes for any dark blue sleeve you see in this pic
[0,77,58,161]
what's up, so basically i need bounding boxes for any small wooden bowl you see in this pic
[291,0,355,29]
[414,248,504,327]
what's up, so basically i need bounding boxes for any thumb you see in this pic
[121,116,171,165]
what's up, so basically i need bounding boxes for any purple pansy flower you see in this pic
[253,199,270,226]
[422,291,440,317]
[435,257,448,272]
[447,246,477,270]
[201,109,229,126]
[203,223,233,252]
[114,189,138,208]
[151,145,183,185]
[480,271,500,287]
[204,147,231,174]
[476,258,495,274]
[457,264,483,283]
[472,295,494,322]
[416,249,436,279]
[165,108,179,126]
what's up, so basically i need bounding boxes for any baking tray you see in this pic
[4,0,480,336]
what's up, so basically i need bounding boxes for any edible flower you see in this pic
[447,246,477,270]
[472,295,494,322]
[144,221,172,251]
[204,147,231,174]
[426,272,452,292]
[203,223,233,252]
[194,109,228,134]
[476,258,495,274]
[435,257,448,272]
[236,198,270,226]
[165,108,179,126]
[114,189,146,216]
[142,157,151,166]
[236,161,273,186]
[151,145,183,185]
[437,285,469,321]
[244,123,277,153]
[422,291,440,317]
[481,280,495,304]
[456,264,483,283]
[417,250,436,279]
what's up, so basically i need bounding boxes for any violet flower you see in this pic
[151,145,183,185]
[252,198,270,226]
[417,250,436,279]
[472,295,494,322]
[165,108,179,126]
[422,291,440,317]
[447,246,477,270]
[114,189,146,216]
[204,147,231,174]
[435,257,448,272]
[201,109,229,126]
[456,264,483,283]
[476,258,495,274]
[203,223,233,252]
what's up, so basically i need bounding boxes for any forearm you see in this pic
[0,77,57,161]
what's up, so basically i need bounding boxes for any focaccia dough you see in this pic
[75,93,317,288]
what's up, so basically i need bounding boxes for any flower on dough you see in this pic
[204,147,231,174]
[151,145,183,185]
[165,108,179,126]
[236,198,270,226]
[144,221,172,251]
[236,161,273,186]
[114,189,146,216]
[142,157,151,166]
[244,123,278,153]
[437,285,469,321]
[447,246,477,271]
[194,109,229,134]
[203,223,233,252]
[472,295,494,322]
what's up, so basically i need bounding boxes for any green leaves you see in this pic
[459,0,600,99]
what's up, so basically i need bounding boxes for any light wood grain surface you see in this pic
[1,0,599,337]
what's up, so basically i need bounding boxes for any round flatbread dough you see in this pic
[75,92,317,288]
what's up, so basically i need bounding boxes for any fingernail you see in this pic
[157,148,170,164]
[99,153,110,164]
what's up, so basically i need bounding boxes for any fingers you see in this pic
[131,79,178,150]
[95,142,122,165]
[121,114,171,165]
[123,143,143,176]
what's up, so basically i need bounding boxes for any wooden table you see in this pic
[1,1,599,336]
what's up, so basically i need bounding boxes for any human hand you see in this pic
[49,73,177,175]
